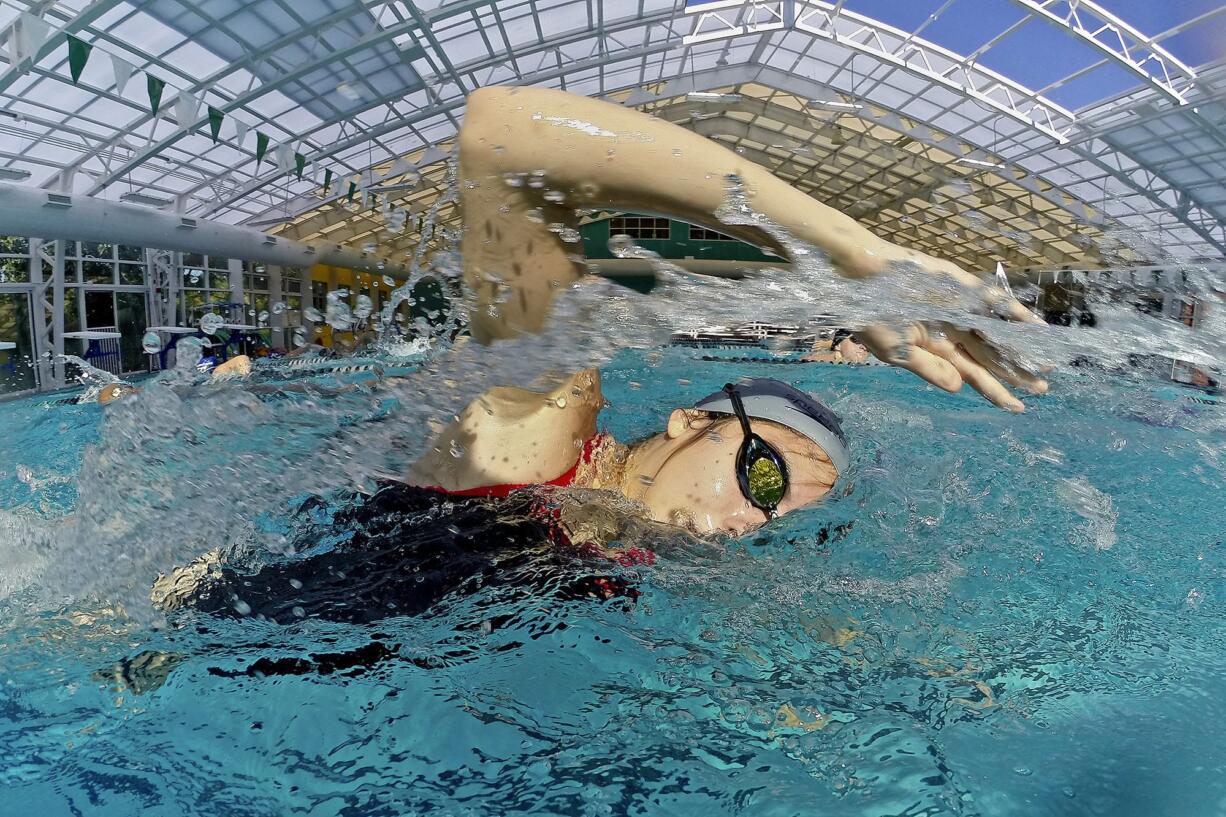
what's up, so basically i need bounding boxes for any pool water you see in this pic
[1,349,1224,817]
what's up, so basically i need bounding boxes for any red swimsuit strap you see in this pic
[428,433,605,499]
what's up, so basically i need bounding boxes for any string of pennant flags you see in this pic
[51,25,414,212]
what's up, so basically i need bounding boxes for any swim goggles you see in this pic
[723,383,789,518]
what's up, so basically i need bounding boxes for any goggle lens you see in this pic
[747,451,786,509]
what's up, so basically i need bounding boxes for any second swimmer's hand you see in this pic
[857,317,1048,413]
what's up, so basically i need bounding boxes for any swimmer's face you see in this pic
[628,410,838,536]
[836,337,870,363]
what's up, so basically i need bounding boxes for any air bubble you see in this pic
[271,301,286,314]
[141,331,160,355]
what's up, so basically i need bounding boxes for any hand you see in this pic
[856,288,1048,412]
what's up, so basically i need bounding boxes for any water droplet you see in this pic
[304,307,323,322]
[288,578,303,589]
[1013,767,1032,777]
[354,294,373,320]
[247,308,256,317]
[199,313,224,335]
[480,620,493,634]
[377,260,386,270]
[543,190,565,203]
[503,172,524,188]
[258,310,269,322]
[362,242,376,254]
[553,395,567,408]
[524,208,544,223]
[638,474,655,487]
[383,275,395,286]
[449,439,465,458]
[608,234,637,258]
[528,170,547,188]
[233,599,252,616]
[627,381,641,390]
[141,331,161,355]
[326,300,352,330]
[292,328,307,347]
[271,301,286,314]
[255,264,266,274]
[291,606,305,618]
[559,227,581,243]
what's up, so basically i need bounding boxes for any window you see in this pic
[609,216,670,240]
[688,224,734,241]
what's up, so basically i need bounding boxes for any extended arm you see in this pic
[458,86,1045,409]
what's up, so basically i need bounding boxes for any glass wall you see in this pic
[180,253,233,322]
[0,291,35,394]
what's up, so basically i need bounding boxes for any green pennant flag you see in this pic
[294,152,306,181]
[323,168,333,194]
[67,35,92,85]
[207,106,224,142]
[255,132,269,166]
[346,181,356,203]
[147,74,165,116]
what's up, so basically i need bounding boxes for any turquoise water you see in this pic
[1,349,1224,817]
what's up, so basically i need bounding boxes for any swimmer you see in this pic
[409,369,845,536]
[458,86,1048,412]
[803,329,870,364]
[90,354,253,404]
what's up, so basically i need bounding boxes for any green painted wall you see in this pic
[580,215,779,263]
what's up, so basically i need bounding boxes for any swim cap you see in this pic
[693,378,849,475]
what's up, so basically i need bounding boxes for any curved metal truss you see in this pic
[0,0,1221,270]
[683,0,1075,143]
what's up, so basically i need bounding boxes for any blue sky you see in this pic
[688,0,1224,110]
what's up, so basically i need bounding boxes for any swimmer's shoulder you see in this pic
[409,369,602,491]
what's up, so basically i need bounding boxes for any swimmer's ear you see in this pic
[666,408,705,438]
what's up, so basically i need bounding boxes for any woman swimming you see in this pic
[409,369,845,536]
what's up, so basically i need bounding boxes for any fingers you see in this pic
[920,332,1024,412]
[858,325,963,393]
[945,328,1048,395]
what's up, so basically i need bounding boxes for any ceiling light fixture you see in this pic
[120,191,173,207]
[809,99,862,110]
[686,92,741,104]
[954,157,1002,169]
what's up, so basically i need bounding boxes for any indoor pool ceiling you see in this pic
[0,0,1223,270]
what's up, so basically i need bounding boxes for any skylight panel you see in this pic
[108,9,195,61]
[160,39,230,78]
